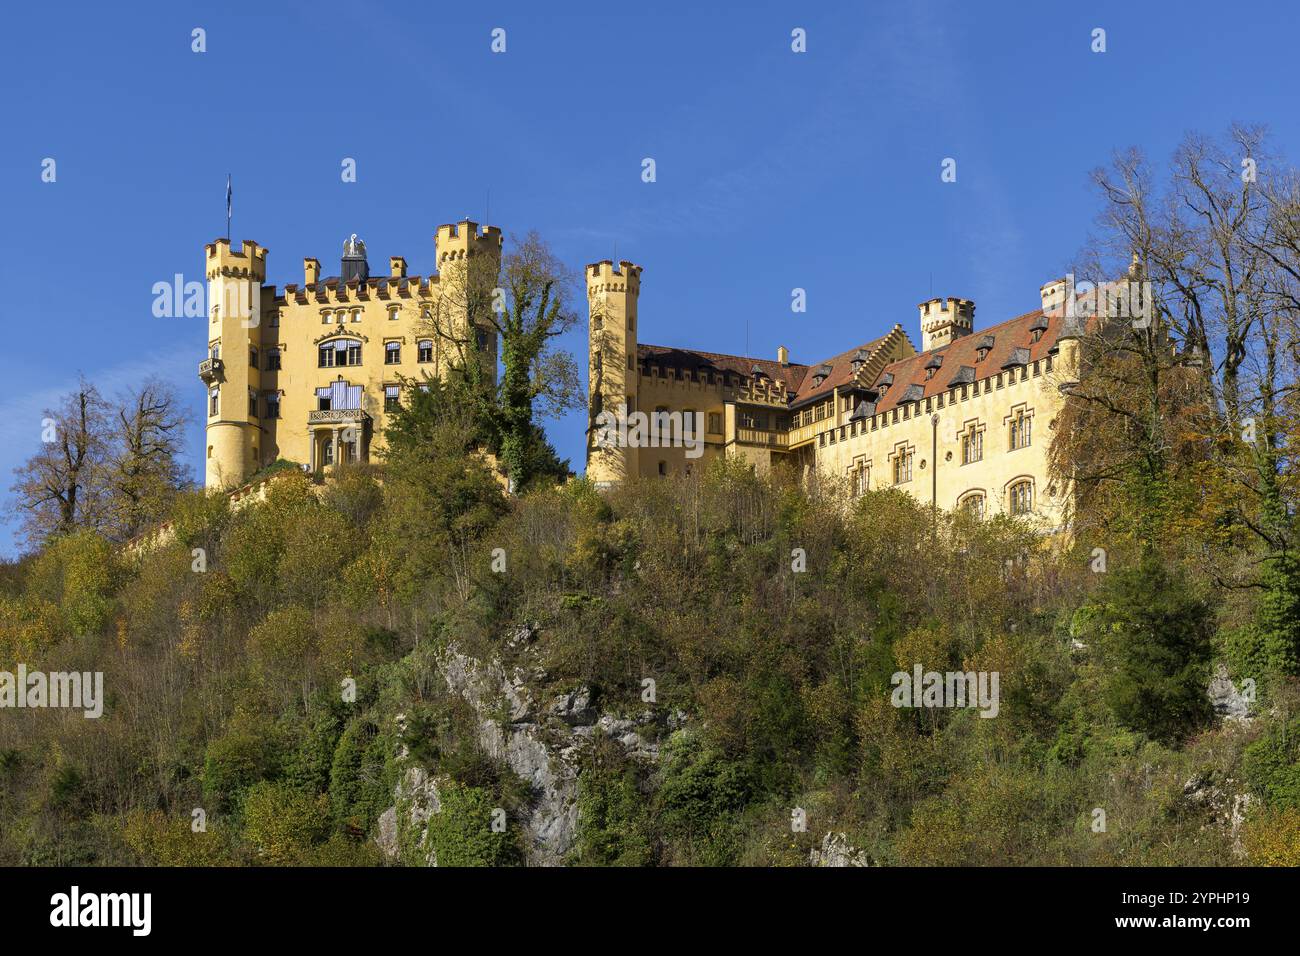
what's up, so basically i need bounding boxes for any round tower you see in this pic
[202,238,268,490]
[586,259,642,486]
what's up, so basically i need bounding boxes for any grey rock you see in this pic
[809,832,871,867]
[1208,665,1252,722]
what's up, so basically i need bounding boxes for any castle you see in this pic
[200,219,1082,528]
[200,221,501,489]
[585,262,1083,527]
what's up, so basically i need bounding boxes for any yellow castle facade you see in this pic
[586,261,1083,528]
[200,221,501,490]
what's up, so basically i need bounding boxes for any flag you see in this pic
[225,174,232,239]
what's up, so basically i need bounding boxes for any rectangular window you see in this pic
[249,346,258,367]
[708,412,722,434]
[962,430,983,464]
[418,340,433,363]
[1010,412,1032,450]
[385,342,401,365]
[265,393,280,419]
[384,385,400,412]
[208,388,218,417]
[266,348,281,370]
[893,451,912,485]
[248,392,257,417]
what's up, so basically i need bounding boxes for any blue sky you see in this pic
[1,0,1297,555]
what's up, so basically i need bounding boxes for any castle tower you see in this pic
[586,259,642,486]
[434,220,504,381]
[202,238,268,489]
[918,296,975,351]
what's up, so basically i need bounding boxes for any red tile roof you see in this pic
[789,334,896,404]
[868,309,1061,414]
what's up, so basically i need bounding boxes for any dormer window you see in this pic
[977,347,989,362]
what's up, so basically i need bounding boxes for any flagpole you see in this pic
[226,174,232,242]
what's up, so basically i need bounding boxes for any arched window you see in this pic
[959,492,985,519]
[1009,480,1033,515]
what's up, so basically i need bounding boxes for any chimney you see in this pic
[1040,277,1069,318]
[777,345,789,365]
[304,257,320,286]
[390,256,407,278]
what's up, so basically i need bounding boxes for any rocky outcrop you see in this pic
[808,831,871,867]
[377,635,663,866]
[1181,771,1253,858]
[1208,665,1254,723]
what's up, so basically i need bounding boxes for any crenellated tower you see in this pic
[586,259,642,486]
[918,296,975,351]
[434,220,504,381]
[202,238,269,489]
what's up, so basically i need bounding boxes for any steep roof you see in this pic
[789,333,896,404]
[868,308,1061,414]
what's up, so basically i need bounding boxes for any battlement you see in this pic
[205,238,268,280]
[586,259,642,296]
[918,296,975,352]
[435,219,503,268]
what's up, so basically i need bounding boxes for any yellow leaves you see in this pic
[1243,807,1300,866]
[0,595,62,668]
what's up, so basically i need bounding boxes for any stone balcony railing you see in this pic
[308,408,372,426]
[725,385,789,408]
[198,358,225,384]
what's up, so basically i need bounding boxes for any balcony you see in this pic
[736,427,788,448]
[308,408,372,426]
[198,358,225,384]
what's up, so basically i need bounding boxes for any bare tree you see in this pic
[11,378,110,547]
[1055,126,1299,569]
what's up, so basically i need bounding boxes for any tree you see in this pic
[421,231,581,492]
[1081,553,1214,745]
[1053,126,1299,576]
[11,378,110,547]
[104,379,190,541]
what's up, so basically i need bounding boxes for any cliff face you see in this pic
[376,630,663,866]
